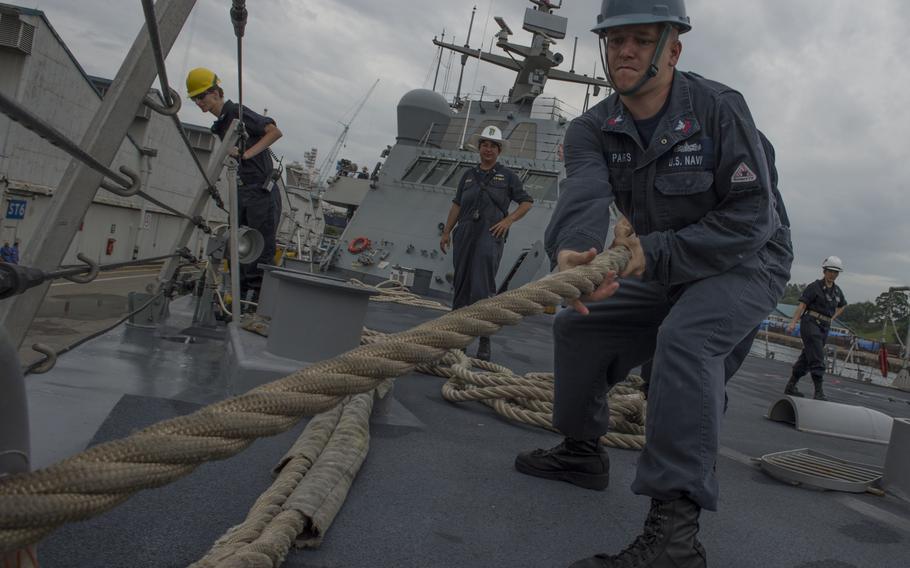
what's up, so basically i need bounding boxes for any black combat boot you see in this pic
[515,437,609,490]
[783,374,804,397]
[568,497,706,568]
[812,375,828,401]
[476,336,491,361]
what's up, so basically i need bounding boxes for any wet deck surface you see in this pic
[26,299,910,567]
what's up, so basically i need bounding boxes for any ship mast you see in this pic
[433,0,610,107]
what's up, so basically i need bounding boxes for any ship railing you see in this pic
[419,123,566,162]
[435,90,583,122]
[529,96,582,122]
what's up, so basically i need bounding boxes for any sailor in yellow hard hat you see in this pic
[185,67,220,100]
[186,67,283,304]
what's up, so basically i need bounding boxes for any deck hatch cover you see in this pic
[760,448,883,493]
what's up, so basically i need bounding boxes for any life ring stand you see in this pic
[348,237,371,254]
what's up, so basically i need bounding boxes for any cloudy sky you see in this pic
[21,0,910,302]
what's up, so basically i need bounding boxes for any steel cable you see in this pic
[232,1,248,155]
[139,0,227,214]
[0,90,139,195]
[140,0,174,108]
[46,251,195,282]
[24,290,169,376]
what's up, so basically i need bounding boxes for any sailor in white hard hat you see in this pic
[439,125,533,361]
[784,256,848,400]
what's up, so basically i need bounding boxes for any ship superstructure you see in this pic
[322,1,610,297]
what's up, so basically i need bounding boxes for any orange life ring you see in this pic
[348,237,371,254]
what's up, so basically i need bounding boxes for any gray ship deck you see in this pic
[26,298,910,568]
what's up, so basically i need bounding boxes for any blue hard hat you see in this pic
[592,0,692,35]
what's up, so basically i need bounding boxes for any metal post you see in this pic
[0,0,196,348]
[227,160,242,323]
[889,287,910,363]
[459,98,473,150]
[0,326,30,565]
[570,36,578,73]
[904,317,910,365]
[455,6,477,105]
[0,325,29,478]
[432,30,446,92]
[133,153,152,259]
[158,120,239,287]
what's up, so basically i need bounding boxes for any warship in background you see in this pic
[294,0,611,299]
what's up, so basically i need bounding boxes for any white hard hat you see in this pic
[822,256,844,272]
[469,125,509,152]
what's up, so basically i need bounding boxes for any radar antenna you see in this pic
[433,0,609,106]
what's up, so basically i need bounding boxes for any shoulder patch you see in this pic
[731,162,757,183]
[674,119,693,134]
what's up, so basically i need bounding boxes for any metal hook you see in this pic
[142,87,182,116]
[62,253,100,284]
[100,166,142,197]
[30,343,57,374]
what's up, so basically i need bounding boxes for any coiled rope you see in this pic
[190,326,645,567]
[0,247,629,553]
[363,329,647,450]
[348,278,451,311]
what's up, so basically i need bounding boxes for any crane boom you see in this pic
[316,78,380,186]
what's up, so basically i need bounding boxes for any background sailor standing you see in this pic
[440,126,533,361]
[0,242,13,263]
[784,256,848,400]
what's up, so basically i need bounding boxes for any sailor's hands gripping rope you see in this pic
[611,217,646,278]
[556,217,645,315]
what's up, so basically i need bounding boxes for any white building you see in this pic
[0,4,229,265]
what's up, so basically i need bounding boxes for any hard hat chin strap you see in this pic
[600,23,673,97]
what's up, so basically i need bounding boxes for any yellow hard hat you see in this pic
[186,67,220,98]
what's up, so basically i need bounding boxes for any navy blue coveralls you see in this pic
[211,100,280,297]
[544,70,794,511]
[791,279,846,381]
[641,131,791,406]
[451,163,533,309]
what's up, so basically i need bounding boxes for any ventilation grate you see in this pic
[0,12,35,55]
[760,448,883,493]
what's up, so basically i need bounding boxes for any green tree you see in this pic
[780,282,807,305]
[874,290,910,323]
[839,301,877,328]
